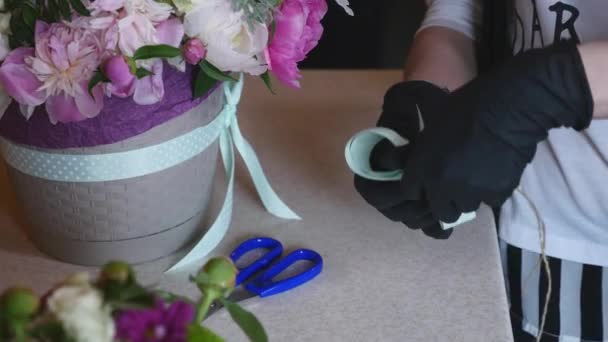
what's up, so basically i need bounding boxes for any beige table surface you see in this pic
[0,70,513,342]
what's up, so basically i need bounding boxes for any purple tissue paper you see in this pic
[0,64,220,149]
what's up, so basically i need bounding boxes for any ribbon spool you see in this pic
[345,127,476,230]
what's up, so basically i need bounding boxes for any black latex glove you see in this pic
[401,40,594,224]
[354,80,453,239]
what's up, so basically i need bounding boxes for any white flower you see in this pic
[184,0,269,75]
[91,0,174,56]
[47,274,115,342]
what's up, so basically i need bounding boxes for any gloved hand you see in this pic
[401,40,594,224]
[354,80,453,239]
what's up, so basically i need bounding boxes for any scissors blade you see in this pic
[204,289,257,320]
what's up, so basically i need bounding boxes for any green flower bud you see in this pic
[0,287,39,319]
[100,261,135,284]
[197,257,238,295]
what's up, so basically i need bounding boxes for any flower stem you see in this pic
[196,293,215,323]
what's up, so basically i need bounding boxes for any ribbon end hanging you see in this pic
[165,75,302,273]
[224,76,302,221]
[165,131,237,274]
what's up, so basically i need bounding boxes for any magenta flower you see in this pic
[183,38,206,65]
[115,299,195,342]
[266,0,328,88]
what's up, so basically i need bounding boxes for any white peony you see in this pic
[184,0,269,75]
[47,274,115,342]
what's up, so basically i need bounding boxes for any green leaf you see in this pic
[135,68,154,79]
[102,282,155,311]
[46,0,61,22]
[269,20,277,42]
[154,290,195,305]
[29,321,72,341]
[68,0,91,16]
[133,44,182,60]
[230,0,276,25]
[87,71,107,96]
[57,0,72,21]
[22,4,38,27]
[193,68,218,99]
[199,60,236,82]
[260,72,275,95]
[187,324,225,342]
[219,299,268,342]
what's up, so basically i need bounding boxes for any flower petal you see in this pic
[133,61,164,105]
[74,82,104,119]
[155,17,184,48]
[0,49,46,106]
[35,20,50,36]
[167,56,186,72]
[19,104,36,120]
[3,47,34,65]
[46,93,85,124]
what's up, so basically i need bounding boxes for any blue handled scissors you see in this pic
[205,237,323,319]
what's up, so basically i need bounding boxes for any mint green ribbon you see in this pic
[345,127,476,230]
[166,75,300,273]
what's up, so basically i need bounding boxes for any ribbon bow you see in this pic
[166,75,300,273]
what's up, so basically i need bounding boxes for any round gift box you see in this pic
[0,68,225,266]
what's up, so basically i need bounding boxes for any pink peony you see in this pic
[0,21,105,124]
[266,0,328,88]
[104,55,135,98]
[89,1,184,105]
[183,38,206,65]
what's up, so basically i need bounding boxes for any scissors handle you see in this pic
[245,249,323,298]
[230,237,283,286]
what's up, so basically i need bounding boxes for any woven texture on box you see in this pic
[6,86,223,245]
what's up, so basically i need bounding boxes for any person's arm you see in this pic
[402,0,480,90]
[403,27,477,91]
[578,42,608,119]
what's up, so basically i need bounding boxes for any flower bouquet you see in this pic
[0,0,352,270]
[0,258,270,342]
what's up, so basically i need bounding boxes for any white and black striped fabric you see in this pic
[500,241,606,342]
